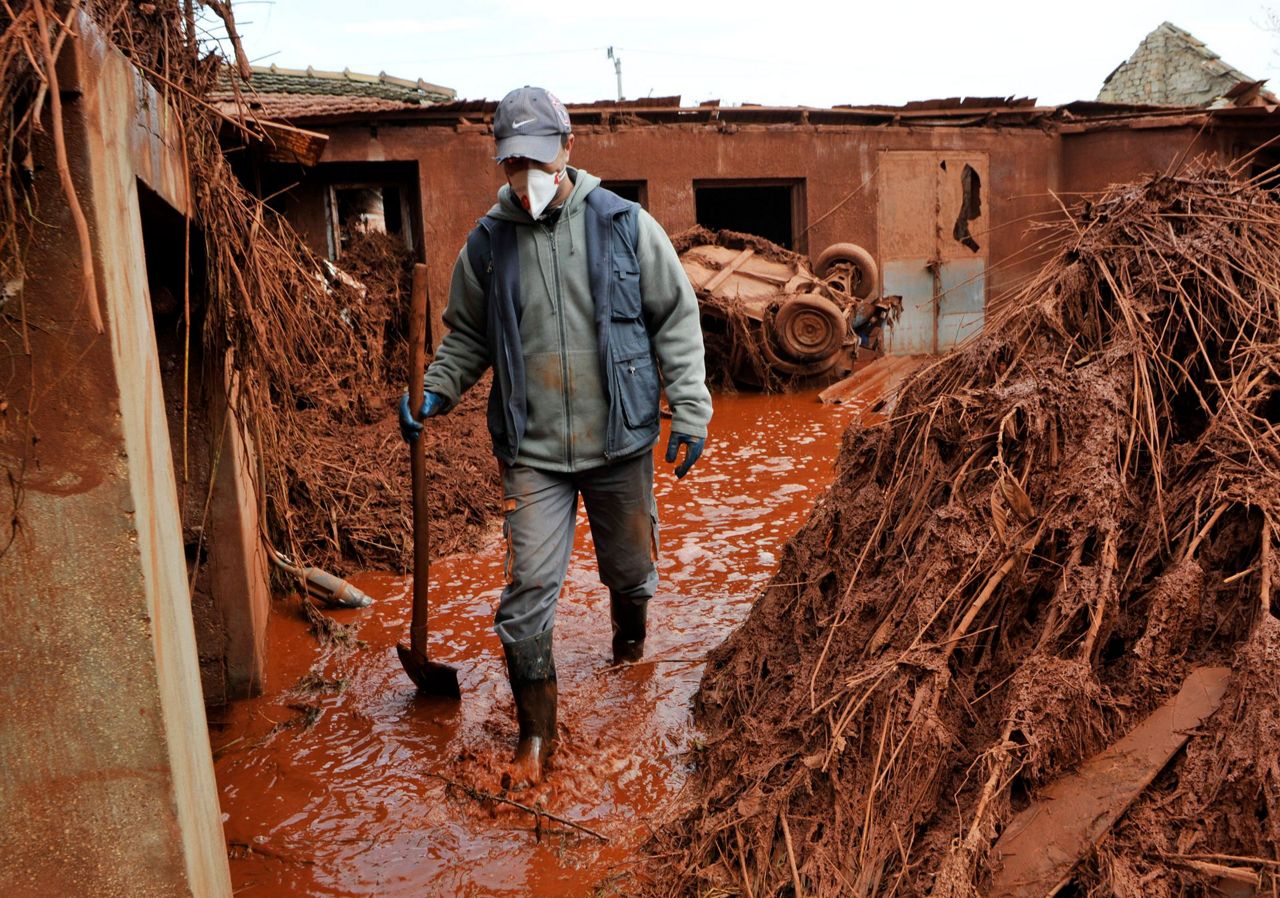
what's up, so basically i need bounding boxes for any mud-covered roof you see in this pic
[235,93,1280,134]
[214,69,1280,140]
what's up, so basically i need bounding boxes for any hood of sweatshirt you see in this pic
[486,166,600,224]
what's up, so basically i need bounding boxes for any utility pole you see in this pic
[607,46,623,101]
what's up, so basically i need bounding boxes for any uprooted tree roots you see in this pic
[645,167,1280,897]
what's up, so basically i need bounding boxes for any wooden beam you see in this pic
[260,120,328,167]
[701,247,755,295]
[990,666,1232,898]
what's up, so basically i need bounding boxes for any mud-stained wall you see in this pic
[301,122,1066,327]
[276,116,1252,350]
[1060,125,1223,195]
[0,18,234,898]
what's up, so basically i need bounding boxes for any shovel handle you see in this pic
[408,263,430,657]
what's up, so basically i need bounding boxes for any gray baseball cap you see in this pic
[493,86,572,163]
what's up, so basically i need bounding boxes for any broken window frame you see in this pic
[951,163,983,253]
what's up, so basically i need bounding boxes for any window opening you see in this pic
[601,180,648,206]
[694,181,800,249]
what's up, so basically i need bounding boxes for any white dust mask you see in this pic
[513,166,566,219]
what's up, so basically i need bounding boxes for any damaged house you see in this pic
[219,41,1280,371]
[3,8,1279,897]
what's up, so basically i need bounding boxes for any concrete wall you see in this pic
[0,17,235,897]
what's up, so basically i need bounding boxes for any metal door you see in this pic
[877,151,989,354]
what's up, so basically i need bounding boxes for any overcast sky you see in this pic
[211,1,1280,108]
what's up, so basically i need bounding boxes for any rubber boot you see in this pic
[610,592,648,664]
[501,629,557,790]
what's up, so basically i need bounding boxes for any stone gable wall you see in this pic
[1099,23,1250,106]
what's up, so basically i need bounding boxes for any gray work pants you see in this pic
[495,452,659,645]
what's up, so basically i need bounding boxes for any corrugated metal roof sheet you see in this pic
[844,96,1040,112]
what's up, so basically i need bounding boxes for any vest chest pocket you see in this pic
[612,262,643,320]
[616,353,660,429]
[610,265,650,359]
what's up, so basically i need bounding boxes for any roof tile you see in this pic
[215,93,423,121]
[213,64,455,110]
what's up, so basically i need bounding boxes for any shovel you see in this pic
[397,263,461,699]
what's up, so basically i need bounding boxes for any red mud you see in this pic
[281,233,501,576]
[208,389,870,897]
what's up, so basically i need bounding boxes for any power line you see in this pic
[416,46,603,64]
[617,46,784,66]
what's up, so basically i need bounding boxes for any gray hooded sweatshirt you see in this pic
[425,168,712,472]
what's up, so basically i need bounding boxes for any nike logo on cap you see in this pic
[512,118,536,129]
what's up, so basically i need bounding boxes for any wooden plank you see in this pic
[820,362,890,405]
[819,355,926,406]
[820,360,896,405]
[260,119,328,167]
[702,247,756,294]
[1177,860,1259,898]
[990,667,1232,898]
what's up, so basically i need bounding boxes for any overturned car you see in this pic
[674,227,898,389]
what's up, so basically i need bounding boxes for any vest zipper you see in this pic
[548,221,573,468]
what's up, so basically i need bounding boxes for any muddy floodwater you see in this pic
[210,389,867,896]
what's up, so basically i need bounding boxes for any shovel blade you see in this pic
[397,642,461,699]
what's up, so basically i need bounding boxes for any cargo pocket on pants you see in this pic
[502,497,518,585]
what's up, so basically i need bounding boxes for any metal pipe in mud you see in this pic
[270,550,373,608]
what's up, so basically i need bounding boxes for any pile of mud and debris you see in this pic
[280,233,500,575]
[645,167,1280,897]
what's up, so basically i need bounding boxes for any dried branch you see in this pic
[202,0,250,81]
[428,774,609,843]
[32,0,101,333]
[644,167,1280,898]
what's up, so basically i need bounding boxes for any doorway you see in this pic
[877,152,989,354]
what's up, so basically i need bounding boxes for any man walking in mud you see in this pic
[398,87,712,788]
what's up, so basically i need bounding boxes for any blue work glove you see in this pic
[398,390,445,442]
[665,432,705,479]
